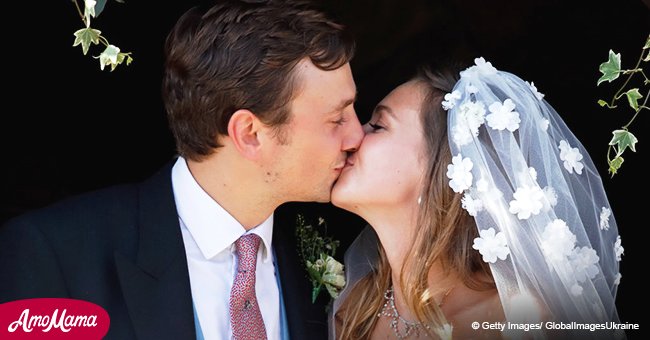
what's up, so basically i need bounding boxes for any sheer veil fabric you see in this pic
[445,58,623,339]
[329,225,379,339]
[330,58,624,340]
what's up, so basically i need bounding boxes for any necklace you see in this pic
[377,285,454,339]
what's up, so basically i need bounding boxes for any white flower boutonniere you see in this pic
[296,214,346,303]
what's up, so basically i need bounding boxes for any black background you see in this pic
[2,0,648,337]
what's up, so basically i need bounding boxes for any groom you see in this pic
[0,1,362,339]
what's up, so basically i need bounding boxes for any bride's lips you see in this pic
[342,157,355,170]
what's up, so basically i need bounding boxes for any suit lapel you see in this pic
[273,208,328,340]
[115,161,196,339]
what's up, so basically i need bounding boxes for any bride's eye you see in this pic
[369,122,384,131]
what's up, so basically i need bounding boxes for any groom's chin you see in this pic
[311,185,333,203]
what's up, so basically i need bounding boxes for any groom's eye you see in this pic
[332,117,348,125]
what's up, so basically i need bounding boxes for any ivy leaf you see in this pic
[73,28,102,55]
[97,44,121,71]
[625,88,643,111]
[597,99,608,107]
[644,35,650,49]
[83,0,97,27]
[95,0,107,17]
[608,156,624,177]
[95,0,124,16]
[125,54,133,66]
[609,129,638,155]
[116,53,125,64]
[597,49,621,86]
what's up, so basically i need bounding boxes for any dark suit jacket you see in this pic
[0,160,329,339]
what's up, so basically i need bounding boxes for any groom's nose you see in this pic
[341,112,364,153]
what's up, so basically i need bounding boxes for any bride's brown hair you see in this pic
[334,65,494,339]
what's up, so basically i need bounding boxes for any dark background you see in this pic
[2,0,648,338]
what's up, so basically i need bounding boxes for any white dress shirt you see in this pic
[171,157,281,340]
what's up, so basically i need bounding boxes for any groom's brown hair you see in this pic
[163,0,355,160]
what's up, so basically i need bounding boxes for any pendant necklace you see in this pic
[377,285,454,339]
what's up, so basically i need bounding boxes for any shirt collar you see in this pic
[171,157,274,263]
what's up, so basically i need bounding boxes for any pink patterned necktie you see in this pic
[229,233,267,340]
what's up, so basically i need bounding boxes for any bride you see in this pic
[330,58,624,339]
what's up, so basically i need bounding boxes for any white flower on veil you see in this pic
[442,90,461,110]
[446,154,473,193]
[474,57,498,75]
[526,81,545,100]
[571,283,583,296]
[472,228,510,263]
[613,273,622,285]
[476,177,489,192]
[599,207,612,230]
[528,167,538,181]
[539,118,550,131]
[569,246,600,283]
[508,185,545,219]
[486,99,521,132]
[461,192,483,216]
[451,124,473,147]
[540,219,577,265]
[452,100,487,146]
[460,57,498,78]
[459,101,487,132]
[614,236,624,261]
[558,140,584,174]
[541,186,558,212]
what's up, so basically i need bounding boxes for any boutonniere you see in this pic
[295,213,346,303]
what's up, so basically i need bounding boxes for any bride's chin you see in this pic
[331,172,364,211]
[330,187,345,208]
[330,184,352,209]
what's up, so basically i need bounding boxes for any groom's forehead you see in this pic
[289,62,356,115]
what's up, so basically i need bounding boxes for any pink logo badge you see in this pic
[0,298,110,339]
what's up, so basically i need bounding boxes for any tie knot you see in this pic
[235,234,261,272]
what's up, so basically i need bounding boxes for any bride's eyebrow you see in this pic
[374,104,397,121]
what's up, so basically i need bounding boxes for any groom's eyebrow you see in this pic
[329,93,357,114]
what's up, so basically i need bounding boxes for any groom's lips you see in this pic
[333,162,346,172]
